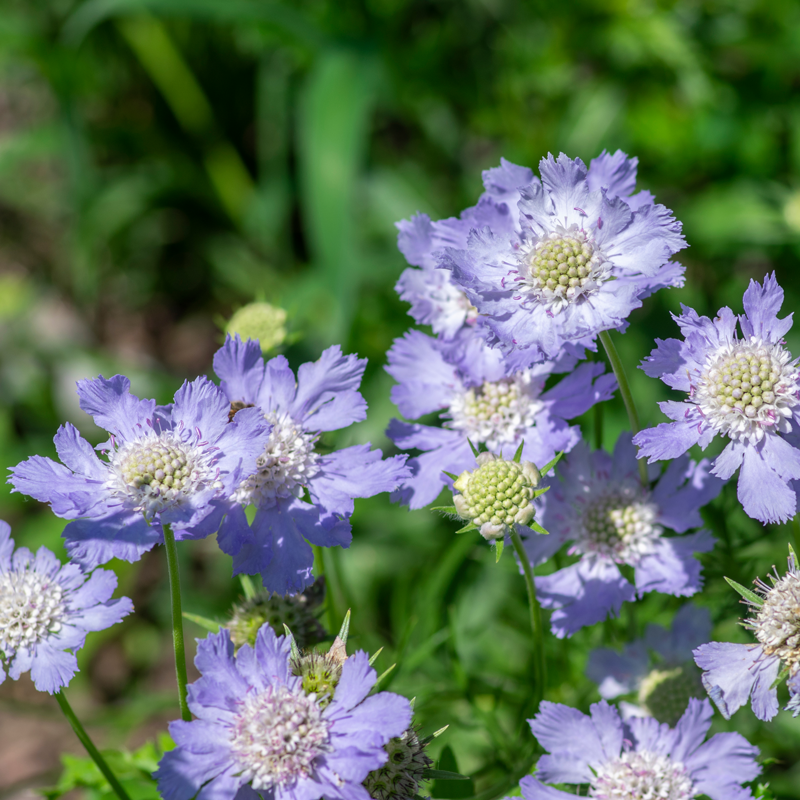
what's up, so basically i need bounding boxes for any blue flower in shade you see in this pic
[9,376,270,571]
[517,698,759,800]
[694,549,800,721]
[212,337,410,595]
[0,521,132,694]
[435,152,685,365]
[385,329,615,509]
[524,434,721,638]
[587,604,710,725]
[155,625,412,800]
[634,273,800,525]
[395,152,680,357]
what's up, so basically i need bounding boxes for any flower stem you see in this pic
[792,515,800,559]
[54,691,132,800]
[599,329,648,485]
[508,525,546,707]
[163,523,191,722]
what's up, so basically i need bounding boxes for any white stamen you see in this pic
[444,372,544,449]
[693,337,800,444]
[234,412,320,507]
[590,750,694,800]
[229,685,330,790]
[0,570,66,652]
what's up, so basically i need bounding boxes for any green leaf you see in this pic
[513,440,525,463]
[455,522,478,534]
[771,663,791,690]
[337,609,351,646]
[182,612,221,633]
[284,625,301,660]
[495,538,504,562]
[442,471,459,481]
[429,746,474,798]
[239,574,257,600]
[532,486,551,498]
[724,576,763,607]
[432,506,459,515]
[467,438,480,457]
[368,646,384,666]
[528,520,550,535]
[422,769,470,781]
[374,663,396,688]
[539,451,563,477]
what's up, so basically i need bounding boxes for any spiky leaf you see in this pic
[724,576,764,607]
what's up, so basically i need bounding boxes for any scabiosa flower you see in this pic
[155,624,412,800]
[0,521,132,693]
[517,698,759,800]
[634,273,800,524]
[587,604,710,725]
[694,549,800,721]
[524,434,721,637]
[9,376,270,570]
[212,336,410,595]
[386,329,615,509]
[363,725,433,800]
[438,152,685,364]
[395,152,678,354]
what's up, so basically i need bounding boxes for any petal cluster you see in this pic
[213,336,411,595]
[0,521,132,693]
[525,434,721,637]
[155,624,412,800]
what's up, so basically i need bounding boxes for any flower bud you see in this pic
[226,302,288,353]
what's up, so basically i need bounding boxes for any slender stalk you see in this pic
[55,691,132,800]
[599,329,649,485]
[594,398,604,450]
[163,523,191,722]
[792,515,800,559]
[508,526,546,707]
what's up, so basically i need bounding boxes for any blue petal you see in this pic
[76,374,155,442]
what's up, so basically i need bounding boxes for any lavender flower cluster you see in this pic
[4,147,800,800]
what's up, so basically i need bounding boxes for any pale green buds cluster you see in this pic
[227,301,288,353]
[363,726,433,800]
[637,665,704,727]
[452,452,540,540]
[227,581,326,650]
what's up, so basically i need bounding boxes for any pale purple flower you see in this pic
[396,151,681,360]
[518,698,759,800]
[694,549,800,721]
[587,604,710,725]
[634,273,800,524]
[213,336,410,595]
[386,329,615,509]
[525,434,720,638]
[9,376,270,571]
[155,624,411,800]
[0,520,132,693]
[435,152,685,364]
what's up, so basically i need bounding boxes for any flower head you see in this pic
[525,433,721,637]
[9,375,270,570]
[694,548,800,721]
[518,698,759,800]
[155,624,412,800]
[452,452,540,540]
[587,604,710,725]
[364,725,433,800]
[436,152,685,364]
[386,329,615,509]
[213,336,410,595]
[634,273,800,524]
[0,520,132,693]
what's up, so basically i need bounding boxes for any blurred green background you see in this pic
[2,0,800,797]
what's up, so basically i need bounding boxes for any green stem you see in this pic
[792,516,800,559]
[594,398,604,451]
[599,329,648,485]
[508,526,546,708]
[55,691,132,800]
[163,524,191,722]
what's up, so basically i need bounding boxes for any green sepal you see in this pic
[368,647,384,666]
[495,538,504,562]
[456,522,478,534]
[442,470,459,481]
[528,520,550,535]
[467,438,480,457]
[432,506,459,515]
[771,663,791,690]
[283,625,301,660]
[724,576,764,607]
[337,609,351,646]
[182,612,220,633]
[422,769,470,781]
[513,441,525,463]
[539,451,563,477]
